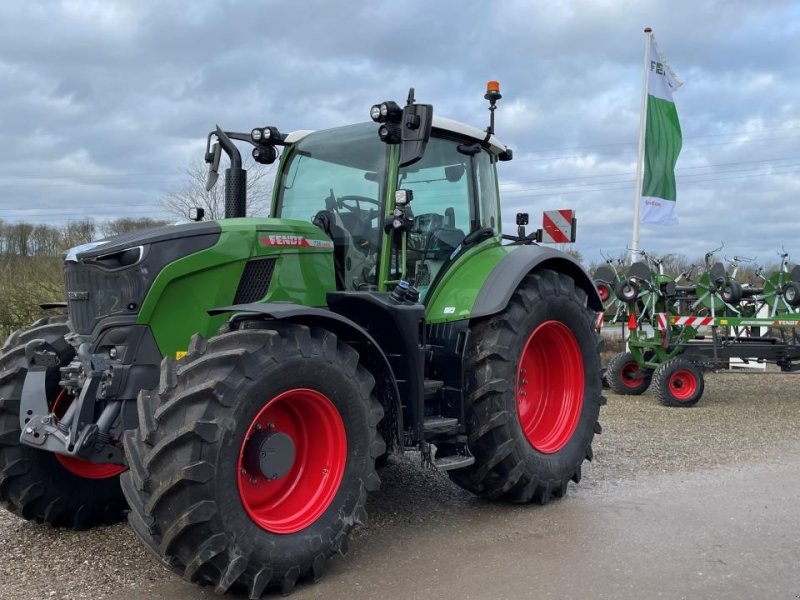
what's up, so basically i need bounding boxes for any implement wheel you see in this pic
[449,269,604,504]
[652,358,704,407]
[615,279,640,302]
[784,281,800,307]
[0,316,127,528]
[606,351,651,395]
[121,322,384,596]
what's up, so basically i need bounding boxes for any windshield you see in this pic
[276,123,388,220]
[275,122,388,289]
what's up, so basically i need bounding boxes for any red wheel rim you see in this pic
[597,284,610,302]
[237,388,347,534]
[620,362,643,389]
[668,369,698,401]
[51,391,127,480]
[516,320,584,454]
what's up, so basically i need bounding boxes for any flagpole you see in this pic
[631,27,652,264]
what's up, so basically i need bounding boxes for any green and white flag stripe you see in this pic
[641,35,683,225]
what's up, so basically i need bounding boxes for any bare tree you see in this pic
[5,223,34,256]
[61,219,96,250]
[100,217,171,238]
[553,244,584,265]
[31,225,61,256]
[0,255,63,339]
[161,157,275,221]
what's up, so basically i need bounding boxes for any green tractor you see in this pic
[0,84,604,596]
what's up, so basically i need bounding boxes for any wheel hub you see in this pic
[244,430,296,481]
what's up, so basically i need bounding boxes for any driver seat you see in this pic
[313,209,356,290]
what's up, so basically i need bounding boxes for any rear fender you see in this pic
[472,245,603,318]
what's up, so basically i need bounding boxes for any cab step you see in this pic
[433,454,475,471]
[423,378,444,399]
[422,416,459,436]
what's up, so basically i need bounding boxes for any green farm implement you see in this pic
[604,246,800,406]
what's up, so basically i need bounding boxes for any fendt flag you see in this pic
[641,34,683,225]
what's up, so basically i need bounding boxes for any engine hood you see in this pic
[69,221,222,263]
[64,222,222,336]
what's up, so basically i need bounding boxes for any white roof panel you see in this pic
[285,116,509,155]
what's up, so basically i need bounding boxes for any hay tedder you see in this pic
[596,246,800,406]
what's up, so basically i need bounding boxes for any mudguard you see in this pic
[472,245,603,318]
[208,302,404,447]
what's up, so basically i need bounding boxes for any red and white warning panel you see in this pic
[541,209,576,243]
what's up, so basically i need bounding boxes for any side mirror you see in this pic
[205,142,221,192]
[398,102,433,168]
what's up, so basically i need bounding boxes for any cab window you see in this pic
[475,150,500,232]
[275,123,387,290]
[399,137,473,297]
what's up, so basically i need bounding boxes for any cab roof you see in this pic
[284,116,509,156]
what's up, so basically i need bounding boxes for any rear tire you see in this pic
[606,351,651,395]
[0,316,127,529]
[652,358,704,407]
[121,322,384,596]
[448,270,604,504]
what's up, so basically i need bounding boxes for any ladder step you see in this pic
[422,416,459,435]
[424,379,444,394]
[433,454,475,471]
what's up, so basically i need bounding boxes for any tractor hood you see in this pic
[69,221,222,263]
[64,222,222,336]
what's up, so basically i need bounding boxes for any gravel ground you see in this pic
[0,370,797,600]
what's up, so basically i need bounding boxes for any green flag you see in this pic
[641,35,683,225]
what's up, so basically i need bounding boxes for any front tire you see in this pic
[0,316,127,529]
[121,322,384,596]
[449,270,604,504]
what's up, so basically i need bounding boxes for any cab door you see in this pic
[398,136,499,301]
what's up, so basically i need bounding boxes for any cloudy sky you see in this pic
[1,0,798,266]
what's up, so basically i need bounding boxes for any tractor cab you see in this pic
[208,85,512,304]
[271,117,508,299]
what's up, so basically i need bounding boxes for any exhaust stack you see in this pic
[206,126,247,219]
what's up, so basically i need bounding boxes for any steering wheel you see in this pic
[336,195,380,215]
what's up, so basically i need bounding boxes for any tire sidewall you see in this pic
[500,291,602,474]
[607,351,651,395]
[784,281,800,306]
[666,364,702,404]
[655,359,704,406]
[213,352,373,566]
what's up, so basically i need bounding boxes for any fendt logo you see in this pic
[263,235,303,246]
[258,236,334,249]
[67,291,89,301]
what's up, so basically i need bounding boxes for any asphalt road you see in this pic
[1,371,799,600]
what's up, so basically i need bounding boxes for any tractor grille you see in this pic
[64,262,148,335]
[233,258,276,304]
